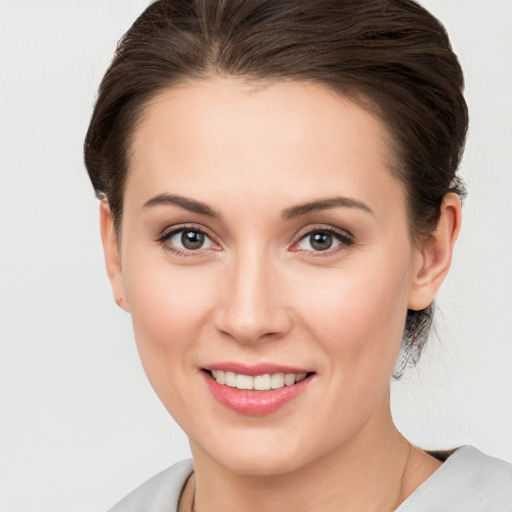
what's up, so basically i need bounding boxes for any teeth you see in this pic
[236,374,253,390]
[254,374,271,391]
[284,373,296,386]
[271,373,285,389]
[225,371,236,387]
[210,370,308,390]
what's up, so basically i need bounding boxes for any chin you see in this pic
[218,451,311,477]
[192,428,332,477]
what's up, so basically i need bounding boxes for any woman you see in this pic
[84,0,512,510]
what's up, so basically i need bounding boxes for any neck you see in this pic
[189,397,416,512]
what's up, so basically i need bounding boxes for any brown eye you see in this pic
[181,230,205,250]
[298,231,337,252]
[309,232,333,251]
[294,228,353,253]
[161,228,215,252]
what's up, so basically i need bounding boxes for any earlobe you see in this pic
[99,201,129,312]
[408,193,462,311]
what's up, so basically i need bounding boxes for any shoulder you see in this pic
[398,446,512,511]
[107,459,194,512]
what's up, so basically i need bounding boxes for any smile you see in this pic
[210,370,308,391]
[202,365,315,416]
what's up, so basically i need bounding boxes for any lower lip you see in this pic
[203,372,313,416]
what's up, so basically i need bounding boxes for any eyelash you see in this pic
[156,224,354,257]
[292,226,355,255]
[156,224,219,257]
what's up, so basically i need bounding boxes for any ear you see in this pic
[99,201,129,312]
[408,193,462,311]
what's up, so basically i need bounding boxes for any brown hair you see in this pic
[84,0,468,375]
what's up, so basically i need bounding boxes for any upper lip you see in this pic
[202,362,313,376]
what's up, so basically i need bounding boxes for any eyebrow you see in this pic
[142,193,373,220]
[143,194,220,218]
[281,196,374,220]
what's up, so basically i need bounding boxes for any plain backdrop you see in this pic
[1,1,511,511]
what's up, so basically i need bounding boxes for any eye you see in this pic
[294,228,353,253]
[157,226,216,254]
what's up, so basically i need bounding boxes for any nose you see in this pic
[213,249,293,345]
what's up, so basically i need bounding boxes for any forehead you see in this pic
[127,77,404,214]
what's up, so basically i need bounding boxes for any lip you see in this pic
[201,364,315,416]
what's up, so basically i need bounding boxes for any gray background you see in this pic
[1,1,511,510]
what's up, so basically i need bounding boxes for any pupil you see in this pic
[311,232,332,251]
[182,231,204,250]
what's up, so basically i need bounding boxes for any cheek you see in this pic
[125,254,214,337]
[121,253,218,396]
[296,254,412,377]
[284,256,412,450]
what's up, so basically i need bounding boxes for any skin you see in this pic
[100,78,461,511]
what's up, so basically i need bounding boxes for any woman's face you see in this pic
[107,78,428,475]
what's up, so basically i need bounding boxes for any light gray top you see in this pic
[108,446,512,511]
